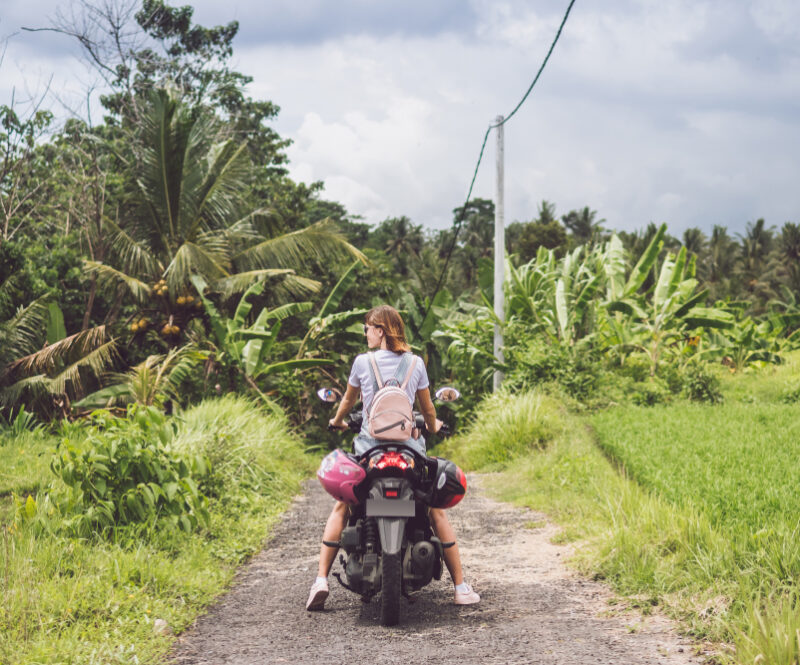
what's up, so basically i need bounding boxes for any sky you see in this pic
[1,0,799,237]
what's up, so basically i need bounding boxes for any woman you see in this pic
[306,305,480,610]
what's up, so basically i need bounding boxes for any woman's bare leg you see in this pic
[317,501,349,577]
[429,508,464,585]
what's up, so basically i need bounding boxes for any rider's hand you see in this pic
[433,418,443,433]
[329,418,348,431]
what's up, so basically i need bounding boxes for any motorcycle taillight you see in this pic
[371,451,415,471]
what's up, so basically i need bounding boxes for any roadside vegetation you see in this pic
[2,1,800,663]
[0,395,312,665]
[438,355,800,665]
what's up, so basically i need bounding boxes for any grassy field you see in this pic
[591,403,800,536]
[440,359,800,665]
[0,396,315,665]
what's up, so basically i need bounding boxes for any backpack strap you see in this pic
[399,353,418,390]
[367,352,384,391]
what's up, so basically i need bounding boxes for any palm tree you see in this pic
[737,219,778,310]
[562,206,605,246]
[682,227,708,280]
[777,222,800,295]
[88,87,365,339]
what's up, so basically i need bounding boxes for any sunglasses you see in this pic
[363,324,382,334]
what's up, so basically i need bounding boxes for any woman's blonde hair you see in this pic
[365,305,411,353]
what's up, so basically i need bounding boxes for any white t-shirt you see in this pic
[348,350,430,419]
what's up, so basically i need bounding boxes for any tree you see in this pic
[777,222,800,295]
[737,218,778,310]
[87,88,364,344]
[369,216,424,278]
[0,98,54,241]
[562,206,605,247]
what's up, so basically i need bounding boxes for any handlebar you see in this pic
[328,411,452,437]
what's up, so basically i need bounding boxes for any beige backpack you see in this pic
[366,352,418,441]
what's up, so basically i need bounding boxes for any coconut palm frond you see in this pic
[138,89,198,245]
[192,139,251,233]
[159,345,205,402]
[0,298,49,365]
[7,325,109,376]
[212,269,321,299]
[45,340,118,396]
[165,240,230,292]
[268,274,322,301]
[221,209,272,244]
[83,344,204,407]
[233,219,368,272]
[84,261,152,302]
[104,216,159,277]
[0,374,51,407]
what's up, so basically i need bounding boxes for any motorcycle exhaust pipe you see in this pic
[410,541,435,576]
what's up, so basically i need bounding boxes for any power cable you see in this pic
[419,0,577,329]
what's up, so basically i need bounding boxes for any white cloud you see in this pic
[2,0,798,236]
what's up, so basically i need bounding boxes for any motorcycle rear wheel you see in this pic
[380,552,402,626]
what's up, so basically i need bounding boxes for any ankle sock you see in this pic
[455,582,470,593]
[315,576,327,585]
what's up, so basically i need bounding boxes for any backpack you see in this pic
[366,352,418,441]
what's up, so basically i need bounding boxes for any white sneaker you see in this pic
[454,583,480,605]
[306,578,329,611]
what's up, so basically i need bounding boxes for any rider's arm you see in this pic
[416,388,441,433]
[330,383,360,429]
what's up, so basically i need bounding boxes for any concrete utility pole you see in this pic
[493,115,505,392]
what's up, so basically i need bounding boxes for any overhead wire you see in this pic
[419,0,577,329]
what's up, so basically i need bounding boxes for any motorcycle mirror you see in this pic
[316,387,342,403]
[434,387,461,402]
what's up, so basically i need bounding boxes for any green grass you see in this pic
[0,396,315,665]
[0,430,56,496]
[590,403,800,535]
[590,400,800,662]
[443,379,800,664]
[718,348,800,404]
[435,389,565,470]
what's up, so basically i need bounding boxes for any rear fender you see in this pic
[368,479,414,556]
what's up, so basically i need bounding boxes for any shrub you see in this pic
[49,405,210,537]
[780,380,800,404]
[630,377,671,406]
[683,364,724,404]
[505,335,601,401]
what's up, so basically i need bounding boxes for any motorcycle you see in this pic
[316,386,466,626]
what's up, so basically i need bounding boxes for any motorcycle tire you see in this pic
[380,552,402,626]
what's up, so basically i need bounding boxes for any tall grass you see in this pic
[0,395,314,665]
[0,429,54,496]
[442,387,800,662]
[591,402,800,661]
[436,389,564,470]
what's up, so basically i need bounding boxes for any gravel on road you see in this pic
[171,474,703,665]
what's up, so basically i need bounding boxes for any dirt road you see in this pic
[171,476,702,665]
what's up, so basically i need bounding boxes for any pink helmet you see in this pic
[317,449,366,505]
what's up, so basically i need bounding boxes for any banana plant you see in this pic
[604,229,734,375]
[294,261,367,361]
[703,313,788,371]
[190,275,333,399]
